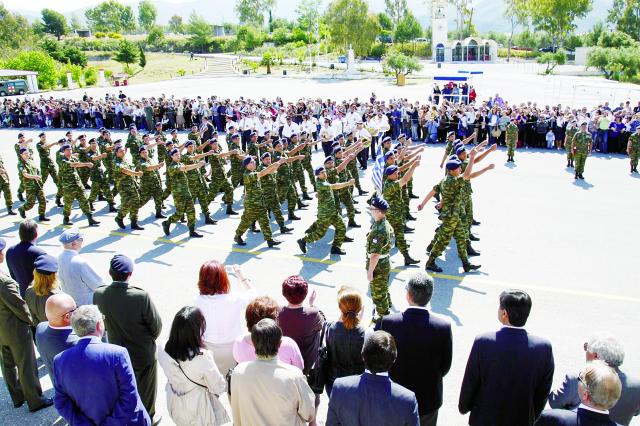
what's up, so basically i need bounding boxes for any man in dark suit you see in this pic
[459,289,555,426]
[536,360,621,426]
[376,272,452,426]
[53,304,150,425]
[6,220,46,297]
[34,293,79,383]
[0,237,52,412]
[327,330,420,426]
[93,254,162,424]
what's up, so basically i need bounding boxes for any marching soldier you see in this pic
[97,129,116,188]
[344,131,367,195]
[137,146,166,219]
[571,121,592,180]
[257,152,293,234]
[76,135,92,189]
[273,139,306,221]
[331,147,361,228]
[36,132,62,207]
[17,148,47,222]
[182,141,216,225]
[289,133,312,201]
[505,118,518,162]
[227,132,245,188]
[366,195,393,318]
[564,118,578,168]
[15,133,33,202]
[205,138,238,216]
[113,146,144,231]
[86,139,117,213]
[299,131,316,190]
[0,155,15,215]
[59,144,99,227]
[627,125,640,173]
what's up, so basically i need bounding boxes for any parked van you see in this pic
[0,79,28,96]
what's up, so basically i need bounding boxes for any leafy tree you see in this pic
[236,26,265,50]
[41,9,68,40]
[235,0,276,26]
[272,27,290,45]
[384,0,408,29]
[85,1,137,33]
[63,46,88,67]
[529,0,592,46]
[597,30,636,48]
[168,14,185,34]
[608,0,640,41]
[382,50,422,84]
[583,21,606,47]
[0,5,34,50]
[138,45,146,68]
[114,40,139,73]
[537,49,566,74]
[586,46,640,80]
[39,38,87,66]
[146,25,164,44]
[69,14,82,31]
[2,51,58,89]
[296,0,321,37]
[377,13,393,32]
[187,12,212,53]
[450,0,473,41]
[325,0,381,56]
[503,0,529,62]
[138,0,157,32]
[394,12,422,44]
[261,49,276,73]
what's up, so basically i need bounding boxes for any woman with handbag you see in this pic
[157,306,230,426]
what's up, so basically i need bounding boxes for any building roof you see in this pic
[0,69,38,77]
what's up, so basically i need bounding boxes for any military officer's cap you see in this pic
[38,132,46,138]
[34,254,58,275]
[60,144,71,152]
[231,133,240,139]
[104,130,111,135]
[0,238,5,252]
[129,124,137,130]
[19,148,28,154]
[382,136,392,144]
[346,131,353,137]
[142,133,151,138]
[243,156,255,167]
[78,134,86,140]
[57,138,66,144]
[169,148,179,156]
[114,145,124,154]
[332,147,343,155]
[300,131,308,136]
[393,143,403,150]
[184,140,195,147]
[446,156,462,170]
[331,141,341,148]
[385,165,399,176]
[384,150,395,161]
[17,132,25,138]
[114,139,122,145]
[58,227,82,244]
[155,122,163,127]
[371,195,389,211]
[456,146,466,155]
[314,166,326,176]
[139,146,147,153]
[110,254,134,274]
[166,139,175,145]
[260,152,271,160]
[324,156,334,164]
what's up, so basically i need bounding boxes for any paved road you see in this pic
[0,127,638,425]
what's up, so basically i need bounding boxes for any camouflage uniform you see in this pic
[301,139,316,189]
[460,160,474,236]
[14,142,31,197]
[228,136,244,188]
[344,138,361,192]
[59,156,92,218]
[166,161,196,227]
[274,151,298,215]
[289,141,308,196]
[383,179,409,255]
[235,170,273,240]
[138,156,164,212]
[208,150,234,206]
[162,140,177,201]
[258,162,285,227]
[505,122,518,160]
[87,147,113,204]
[76,144,91,187]
[246,137,259,158]
[0,156,13,210]
[333,158,356,221]
[18,158,45,217]
[303,179,345,248]
[572,131,591,175]
[36,140,61,199]
[629,132,640,170]
[367,216,393,317]
[429,175,469,264]
[181,152,210,216]
[565,127,577,163]
[114,156,141,223]
[126,134,143,166]
[97,136,115,184]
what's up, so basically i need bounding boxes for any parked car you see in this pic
[413,38,428,42]
[538,46,558,53]
[0,79,27,96]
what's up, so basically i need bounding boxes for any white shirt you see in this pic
[578,403,609,415]
[281,121,300,138]
[195,290,256,344]
[57,249,103,307]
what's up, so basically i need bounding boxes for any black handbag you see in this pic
[307,321,330,394]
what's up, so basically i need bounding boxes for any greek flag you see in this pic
[372,140,385,194]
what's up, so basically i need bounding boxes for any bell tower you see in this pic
[431,0,448,62]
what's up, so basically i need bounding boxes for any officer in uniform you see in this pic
[17,148,47,222]
[627,125,640,173]
[162,148,206,238]
[273,139,306,221]
[505,118,518,162]
[137,146,166,219]
[0,155,16,215]
[113,146,144,231]
[571,121,592,180]
[87,138,117,213]
[564,118,578,168]
[233,156,283,247]
[15,133,33,202]
[182,141,216,225]
[76,135,91,189]
[36,132,62,207]
[227,132,245,188]
[205,138,238,216]
[257,152,293,234]
[366,195,393,319]
[297,164,354,256]
[59,144,99,226]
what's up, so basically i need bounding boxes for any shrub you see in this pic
[84,67,98,86]
[382,50,422,84]
[107,32,123,39]
[537,50,566,74]
[94,32,106,38]
[2,50,59,89]
[176,68,186,76]
[369,42,386,58]
[497,48,539,59]
[62,46,88,67]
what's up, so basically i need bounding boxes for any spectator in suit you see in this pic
[34,293,78,383]
[24,254,61,325]
[327,330,420,426]
[459,289,555,426]
[53,304,150,425]
[6,220,46,297]
[536,360,622,426]
[230,318,315,426]
[0,237,52,412]
[376,272,452,426]
[57,227,103,306]
[93,254,162,424]
[549,335,640,425]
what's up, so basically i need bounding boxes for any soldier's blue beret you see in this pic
[34,254,58,274]
[139,146,147,153]
[192,123,199,127]
[209,138,218,144]
[384,150,395,160]
[19,148,28,154]
[446,157,462,170]
[331,141,341,148]
[59,227,82,244]
[273,139,283,147]
[281,138,289,144]
[0,238,5,251]
[60,144,71,152]
[142,133,151,138]
[184,140,195,147]
[129,124,137,130]
[398,133,406,139]
[38,132,45,138]
[110,254,134,274]
[332,146,343,155]
[456,146,466,155]
[314,166,326,176]
[65,131,72,136]
[250,131,257,137]
[170,129,178,134]
[393,143,403,150]
[371,195,389,211]
[155,122,163,127]
[89,138,97,144]
[58,138,66,144]
[104,130,111,135]
[166,139,175,145]
[99,127,106,132]
[231,133,240,139]
[385,165,399,176]
[114,145,124,154]
[324,156,334,164]
[290,132,297,138]
[382,136,392,144]
[114,139,122,144]
[260,152,271,160]
[78,134,86,140]
[447,131,455,137]
[169,148,179,156]
[346,131,353,137]
[18,132,24,138]
[336,133,344,139]
[300,130,308,136]
[243,156,255,167]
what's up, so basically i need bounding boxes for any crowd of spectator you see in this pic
[0,218,638,425]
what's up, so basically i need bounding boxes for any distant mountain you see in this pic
[13,0,612,34]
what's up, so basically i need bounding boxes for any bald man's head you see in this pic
[45,294,77,327]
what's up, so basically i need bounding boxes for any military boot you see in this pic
[406,213,417,221]
[404,225,414,233]
[204,215,218,225]
[155,209,166,219]
[87,214,100,226]
[55,196,62,207]
[472,219,481,226]
[115,217,126,229]
[38,215,50,222]
[109,203,118,213]
[162,220,170,236]
[7,208,17,215]
[467,243,480,257]
[249,222,259,232]
[226,204,238,215]
[330,246,346,255]
[348,218,361,228]
[189,226,203,238]
[234,234,246,246]
[279,224,293,234]
[297,238,307,253]
[63,216,71,226]
[297,199,309,209]
[343,235,354,242]
[425,256,442,273]
[469,234,480,241]
[289,211,301,221]
[89,202,95,212]
[267,239,282,247]
[358,188,368,196]
[463,261,481,273]
[17,192,24,202]
[403,252,420,266]
[18,207,25,219]
[131,220,144,231]
[302,192,313,201]
[409,192,419,199]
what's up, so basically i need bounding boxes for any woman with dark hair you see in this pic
[194,260,255,376]
[157,306,229,426]
[233,295,304,369]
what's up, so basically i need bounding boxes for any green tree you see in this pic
[63,46,88,67]
[187,12,212,53]
[597,29,636,48]
[261,49,276,73]
[114,40,139,73]
[537,49,566,74]
[235,0,276,26]
[529,0,592,46]
[394,12,422,44]
[608,0,640,41]
[296,0,321,37]
[325,0,381,56]
[384,0,408,29]
[450,0,473,40]
[382,50,422,84]
[85,1,137,33]
[168,14,185,34]
[69,14,82,31]
[378,13,393,32]
[236,26,265,50]
[0,5,34,51]
[583,21,606,46]
[138,0,157,32]
[2,51,58,89]
[503,0,529,62]
[41,9,68,40]
[138,45,146,68]
[146,25,164,44]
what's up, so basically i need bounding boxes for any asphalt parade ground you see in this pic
[0,127,638,425]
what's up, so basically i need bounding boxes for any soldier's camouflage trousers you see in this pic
[0,179,12,209]
[630,151,638,168]
[566,146,574,161]
[208,174,234,205]
[168,193,196,227]
[41,161,62,197]
[302,158,316,189]
[263,192,285,226]
[22,187,46,216]
[574,152,587,174]
[89,173,114,203]
[430,215,468,264]
[335,188,355,220]
[189,182,210,215]
[139,180,163,211]
[293,164,307,194]
[230,159,244,188]
[507,143,515,157]
[388,216,408,254]
[63,185,91,217]
[348,162,361,191]
[236,203,273,240]
[116,182,140,221]
[304,213,346,248]
[367,256,391,317]
[278,182,298,214]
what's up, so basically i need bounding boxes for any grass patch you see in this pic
[87,52,204,84]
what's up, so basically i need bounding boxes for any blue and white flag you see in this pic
[371,138,385,194]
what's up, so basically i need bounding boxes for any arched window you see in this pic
[436,43,445,62]
[453,42,462,62]
[467,39,478,61]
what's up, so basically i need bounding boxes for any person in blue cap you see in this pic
[24,254,60,325]
[59,144,99,227]
[113,145,144,231]
[366,194,394,318]
[0,237,54,412]
[205,138,239,216]
[17,148,47,222]
[256,152,293,234]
